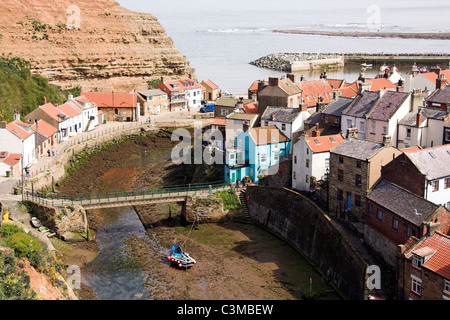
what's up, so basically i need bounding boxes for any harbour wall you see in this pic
[290,57,344,71]
[246,186,368,300]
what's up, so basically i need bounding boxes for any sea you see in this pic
[117,0,450,94]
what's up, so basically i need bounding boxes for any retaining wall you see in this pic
[246,186,368,300]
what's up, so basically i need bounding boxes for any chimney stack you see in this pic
[13,110,20,122]
[287,74,295,83]
[346,128,358,139]
[312,123,320,137]
[430,66,441,76]
[382,135,392,147]
[0,121,6,129]
[436,73,447,90]
[268,77,279,87]
[411,89,424,111]
[300,75,305,82]
[42,96,47,105]
[416,109,423,126]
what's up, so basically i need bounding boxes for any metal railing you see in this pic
[25,181,231,208]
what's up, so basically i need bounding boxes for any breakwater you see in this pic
[250,52,450,72]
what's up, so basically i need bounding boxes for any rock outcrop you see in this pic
[0,0,195,91]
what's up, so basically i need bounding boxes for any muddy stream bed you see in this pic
[57,133,342,300]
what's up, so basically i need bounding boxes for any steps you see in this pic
[235,189,254,224]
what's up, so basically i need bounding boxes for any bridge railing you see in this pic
[25,181,231,207]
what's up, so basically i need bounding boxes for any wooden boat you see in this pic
[167,244,196,268]
[31,217,43,228]
[38,226,57,238]
[361,63,373,68]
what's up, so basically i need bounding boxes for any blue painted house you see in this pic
[225,126,291,184]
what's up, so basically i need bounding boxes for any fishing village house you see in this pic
[157,78,202,111]
[31,120,58,158]
[224,112,260,151]
[364,178,450,267]
[381,144,450,209]
[137,89,170,119]
[425,83,450,110]
[261,106,311,142]
[257,76,302,115]
[25,102,81,142]
[225,126,290,185]
[0,115,36,168]
[65,95,99,132]
[397,106,449,149]
[292,132,344,192]
[0,152,22,177]
[200,79,219,101]
[81,92,139,122]
[404,66,450,93]
[295,77,334,113]
[247,80,268,101]
[213,97,254,118]
[397,231,450,300]
[328,133,402,221]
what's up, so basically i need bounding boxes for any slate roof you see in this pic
[367,179,440,227]
[261,107,300,123]
[406,232,450,279]
[399,107,448,126]
[368,91,410,121]
[406,144,450,180]
[426,85,450,104]
[138,89,167,98]
[342,91,380,118]
[216,97,253,107]
[304,111,322,126]
[330,137,383,160]
[323,97,354,116]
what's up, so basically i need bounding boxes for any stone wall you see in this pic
[246,186,369,300]
[182,195,241,224]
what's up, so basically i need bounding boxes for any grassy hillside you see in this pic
[0,55,80,122]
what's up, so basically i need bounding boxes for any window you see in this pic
[377,209,384,222]
[293,172,297,180]
[306,175,309,184]
[360,121,365,133]
[355,195,361,207]
[411,276,422,296]
[325,115,329,123]
[445,280,450,293]
[406,127,412,139]
[355,174,362,187]
[337,189,343,201]
[392,217,399,230]
[265,121,269,126]
[334,118,339,124]
[356,161,361,168]
[368,203,374,214]
[221,109,229,116]
[338,169,344,182]
[432,180,439,192]
[229,153,235,161]
[383,126,387,134]
[347,119,353,128]
[281,124,286,131]
[294,156,297,164]
[274,153,279,161]
[371,122,376,133]
[407,225,416,238]
[260,154,267,163]
[412,254,423,269]
[339,156,343,164]
[445,178,450,189]
[306,159,310,168]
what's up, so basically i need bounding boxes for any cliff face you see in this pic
[0,0,195,91]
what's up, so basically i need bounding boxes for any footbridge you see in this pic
[25,181,231,210]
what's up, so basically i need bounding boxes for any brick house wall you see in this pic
[321,113,341,127]
[381,153,426,197]
[398,253,450,300]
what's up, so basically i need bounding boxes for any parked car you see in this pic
[200,103,215,113]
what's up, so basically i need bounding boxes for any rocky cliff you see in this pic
[0,0,195,91]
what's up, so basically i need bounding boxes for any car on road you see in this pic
[200,103,215,113]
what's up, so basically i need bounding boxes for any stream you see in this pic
[80,146,174,300]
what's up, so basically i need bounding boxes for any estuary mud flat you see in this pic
[57,132,341,300]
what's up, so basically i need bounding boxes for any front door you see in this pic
[231,172,236,184]
[347,192,352,211]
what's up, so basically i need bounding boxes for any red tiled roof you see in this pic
[31,119,58,138]
[296,79,334,107]
[1,152,21,166]
[366,78,397,91]
[336,86,358,98]
[402,146,422,154]
[56,103,80,119]
[422,71,450,85]
[327,79,345,89]
[243,102,259,114]
[211,117,226,126]
[40,103,64,123]
[406,232,450,279]
[202,80,218,90]
[6,121,34,140]
[81,92,138,108]
[248,80,268,92]
[305,134,345,153]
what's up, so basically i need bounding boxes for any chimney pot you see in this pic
[0,121,6,129]
[268,77,279,87]
[416,109,423,126]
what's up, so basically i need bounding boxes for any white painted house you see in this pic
[292,133,344,192]
[65,95,99,132]
[261,106,311,142]
[0,119,36,168]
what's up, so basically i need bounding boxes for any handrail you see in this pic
[26,181,230,206]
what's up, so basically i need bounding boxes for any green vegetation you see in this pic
[147,79,161,89]
[0,55,69,122]
[0,223,68,300]
[214,189,240,211]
